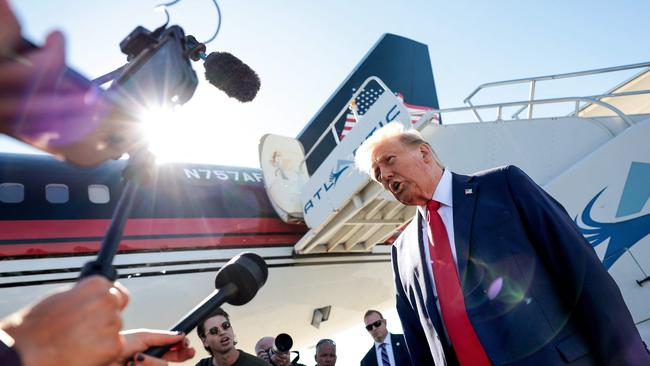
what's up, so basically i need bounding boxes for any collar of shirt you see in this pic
[418,168,453,216]
[0,329,14,347]
[374,332,392,349]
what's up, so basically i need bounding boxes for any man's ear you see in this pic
[419,143,431,162]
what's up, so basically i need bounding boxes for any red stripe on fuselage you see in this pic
[0,233,303,257]
[0,218,306,240]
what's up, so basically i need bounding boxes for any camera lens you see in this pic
[273,333,293,353]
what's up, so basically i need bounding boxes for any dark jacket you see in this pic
[393,166,650,365]
[360,333,412,366]
[0,339,21,366]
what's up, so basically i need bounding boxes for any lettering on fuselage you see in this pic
[183,168,263,183]
[303,105,400,215]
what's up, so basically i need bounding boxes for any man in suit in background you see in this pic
[360,310,412,366]
[354,122,650,365]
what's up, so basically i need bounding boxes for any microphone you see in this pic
[204,52,260,102]
[214,251,268,305]
[144,252,268,357]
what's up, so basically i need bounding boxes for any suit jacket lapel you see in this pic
[451,172,477,285]
[370,347,378,366]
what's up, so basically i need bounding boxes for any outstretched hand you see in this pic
[114,329,196,366]
[1,276,130,366]
[0,0,143,166]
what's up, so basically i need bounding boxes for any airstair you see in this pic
[259,62,650,256]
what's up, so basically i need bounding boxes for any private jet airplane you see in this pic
[1,33,649,365]
[0,34,437,360]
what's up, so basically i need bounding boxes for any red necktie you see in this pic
[427,200,490,365]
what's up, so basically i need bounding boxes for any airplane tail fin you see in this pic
[297,33,439,174]
[259,33,439,224]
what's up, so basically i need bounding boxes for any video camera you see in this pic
[108,21,260,109]
[109,25,200,112]
[12,18,259,167]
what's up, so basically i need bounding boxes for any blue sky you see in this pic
[6,0,650,167]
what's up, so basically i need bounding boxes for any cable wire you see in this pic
[154,0,181,28]
[153,0,221,44]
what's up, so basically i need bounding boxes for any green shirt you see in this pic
[195,350,270,366]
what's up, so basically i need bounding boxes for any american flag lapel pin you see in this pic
[465,188,473,195]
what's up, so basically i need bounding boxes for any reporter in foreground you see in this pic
[0,276,195,366]
[0,4,195,364]
[0,0,142,166]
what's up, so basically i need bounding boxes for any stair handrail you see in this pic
[463,62,650,122]
[433,91,650,136]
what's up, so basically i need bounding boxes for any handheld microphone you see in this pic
[144,252,268,357]
[204,52,260,102]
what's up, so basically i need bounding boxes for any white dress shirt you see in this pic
[374,332,397,366]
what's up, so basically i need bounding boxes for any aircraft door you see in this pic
[259,134,309,223]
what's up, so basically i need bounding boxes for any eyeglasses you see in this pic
[207,321,232,335]
[365,320,384,331]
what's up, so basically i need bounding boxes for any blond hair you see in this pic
[354,122,443,179]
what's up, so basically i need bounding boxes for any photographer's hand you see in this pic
[0,10,90,136]
[257,351,271,362]
[0,0,19,53]
[0,0,142,166]
[271,351,291,366]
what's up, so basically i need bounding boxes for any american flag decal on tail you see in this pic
[340,90,438,140]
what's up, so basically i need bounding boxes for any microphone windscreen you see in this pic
[204,52,260,102]
[214,252,268,305]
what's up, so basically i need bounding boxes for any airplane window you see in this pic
[88,184,110,204]
[46,184,69,204]
[0,183,24,203]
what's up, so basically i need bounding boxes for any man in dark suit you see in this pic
[354,122,650,365]
[360,310,412,366]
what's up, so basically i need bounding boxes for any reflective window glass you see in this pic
[0,183,24,203]
[46,184,69,204]
[88,184,110,204]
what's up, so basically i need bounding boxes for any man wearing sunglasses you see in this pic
[360,310,411,366]
[195,308,267,366]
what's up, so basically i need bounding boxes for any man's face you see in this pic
[364,312,388,343]
[315,344,337,366]
[370,136,441,206]
[201,315,235,355]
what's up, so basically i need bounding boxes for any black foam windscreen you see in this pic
[214,252,268,305]
[204,52,260,102]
